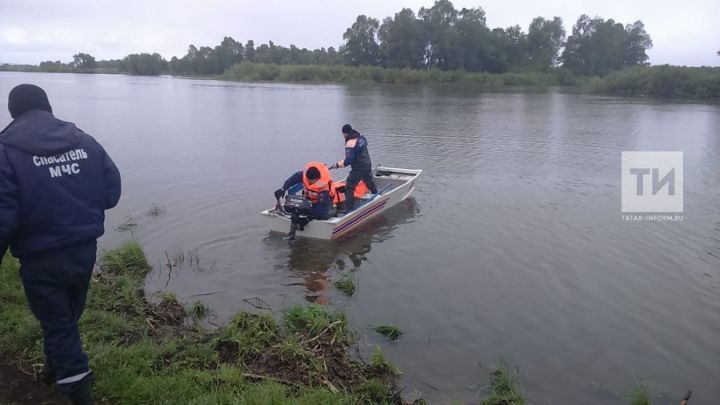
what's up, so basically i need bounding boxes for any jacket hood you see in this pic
[0,110,80,156]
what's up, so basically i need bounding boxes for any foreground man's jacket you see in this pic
[0,110,121,259]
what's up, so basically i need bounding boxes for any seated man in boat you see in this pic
[274,162,335,220]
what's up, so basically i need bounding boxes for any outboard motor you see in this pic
[283,195,313,240]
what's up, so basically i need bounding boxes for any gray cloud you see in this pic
[1,0,718,66]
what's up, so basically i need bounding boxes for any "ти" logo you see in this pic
[621,152,683,214]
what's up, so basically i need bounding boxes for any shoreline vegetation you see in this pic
[0,241,527,404]
[219,63,564,87]
[219,63,720,101]
[2,0,718,100]
[4,62,718,101]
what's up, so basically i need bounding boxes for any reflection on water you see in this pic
[266,198,419,303]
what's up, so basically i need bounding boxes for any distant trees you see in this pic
[419,0,460,69]
[345,0,571,73]
[527,17,565,71]
[378,9,425,69]
[245,40,255,62]
[454,7,493,71]
[38,54,97,73]
[122,53,167,75]
[26,0,655,78]
[170,45,213,74]
[562,16,652,75]
[342,15,382,66]
[485,26,528,73]
[354,0,649,75]
[314,47,344,66]
[96,59,123,72]
[217,36,244,68]
[39,60,73,73]
[72,53,97,72]
[623,21,653,65]
[164,36,342,75]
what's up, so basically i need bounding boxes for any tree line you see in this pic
[340,1,653,76]
[24,0,657,77]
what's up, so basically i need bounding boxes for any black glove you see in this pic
[274,188,286,200]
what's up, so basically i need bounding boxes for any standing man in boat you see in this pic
[330,124,377,211]
[0,84,122,405]
[275,162,334,220]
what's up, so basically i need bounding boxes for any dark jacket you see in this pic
[0,110,121,259]
[282,171,332,220]
[342,132,372,173]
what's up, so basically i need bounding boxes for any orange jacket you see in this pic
[302,162,335,203]
[331,179,369,205]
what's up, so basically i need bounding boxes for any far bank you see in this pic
[3,63,719,101]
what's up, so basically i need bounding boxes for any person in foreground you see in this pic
[275,161,334,220]
[0,84,122,405]
[331,124,377,211]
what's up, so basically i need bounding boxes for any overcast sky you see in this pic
[1,0,718,66]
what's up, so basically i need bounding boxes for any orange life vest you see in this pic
[302,162,335,203]
[331,180,369,205]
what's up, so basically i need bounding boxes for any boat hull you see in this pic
[261,166,421,240]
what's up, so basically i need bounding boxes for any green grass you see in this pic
[333,275,356,296]
[0,252,42,357]
[372,325,403,341]
[481,362,526,405]
[187,301,211,321]
[0,243,399,404]
[354,378,394,404]
[587,65,720,100]
[628,384,651,405]
[370,347,400,377]
[157,291,178,301]
[213,311,279,358]
[283,304,351,343]
[99,240,151,277]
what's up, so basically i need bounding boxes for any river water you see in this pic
[1,72,719,404]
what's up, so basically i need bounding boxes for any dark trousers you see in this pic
[19,242,96,394]
[345,170,377,210]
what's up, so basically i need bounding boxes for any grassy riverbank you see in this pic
[0,242,527,404]
[220,63,568,87]
[7,61,719,100]
[0,242,401,403]
[219,63,720,100]
[587,65,720,100]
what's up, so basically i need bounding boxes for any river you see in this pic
[1,72,719,404]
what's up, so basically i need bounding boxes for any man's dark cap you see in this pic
[8,84,52,119]
[306,166,321,180]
